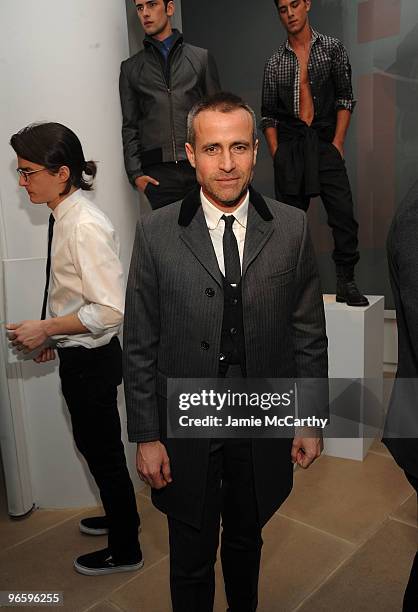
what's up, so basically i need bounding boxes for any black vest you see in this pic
[219,277,246,375]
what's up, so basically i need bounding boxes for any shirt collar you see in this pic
[161,32,176,51]
[51,189,81,222]
[144,28,183,50]
[200,189,249,230]
[285,27,321,52]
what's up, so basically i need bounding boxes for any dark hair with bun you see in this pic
[10,122,97,195]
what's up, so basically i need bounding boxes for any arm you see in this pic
[123,221,172,488]
[7,222,124,351]
[331,41,356,156]
[7,314,89,352]
[392,208,418,365]
[119,60,157,191]
[332,109,351,158]
[260,57,280,158]
[264,127,279,158]
[291,213,328,468]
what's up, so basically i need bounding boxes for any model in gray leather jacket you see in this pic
[119,29,221,186]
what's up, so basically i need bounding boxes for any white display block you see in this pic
[323,295,384,461]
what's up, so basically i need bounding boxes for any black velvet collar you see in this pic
[178,185,273,227]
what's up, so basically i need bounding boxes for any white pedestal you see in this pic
[323,295,384,461]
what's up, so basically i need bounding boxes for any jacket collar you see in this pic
[178,185,273,227]
[143,28,183,51]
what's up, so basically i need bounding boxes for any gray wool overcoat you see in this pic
[123,186,328,528]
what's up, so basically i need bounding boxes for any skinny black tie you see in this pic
[41,214,55,320]
[222,215,241,285]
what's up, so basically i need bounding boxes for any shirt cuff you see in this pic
[259,117,279,132]
[77,305,123,335]
[336,99,356,113]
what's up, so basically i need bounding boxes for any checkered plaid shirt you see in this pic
[261,29,356,130]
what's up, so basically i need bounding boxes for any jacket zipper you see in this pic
[152,43,180,163]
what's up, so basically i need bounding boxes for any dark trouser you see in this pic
[143,160,198,210]
[168,439,262,612]
[58,337,141,563]
[274,140,359,268]
[403,472,418,612]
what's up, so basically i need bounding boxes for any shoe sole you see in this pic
[79,524,142,536]
[336,297,369,307]
[79,524,109,536]
[74,558,144,576]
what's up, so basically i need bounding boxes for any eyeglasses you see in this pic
[16,167,48,181]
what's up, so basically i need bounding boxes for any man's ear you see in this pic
[58,165,71,183]
[253,139,259,166]
[185,142,196,168]
[305,0,312,12]
[167,1,175,18]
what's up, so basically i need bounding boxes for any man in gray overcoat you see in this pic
[123,92,328,612]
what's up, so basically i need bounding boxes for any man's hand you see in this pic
[33,347,56,363]
[331,139,344,159]
[291,435,323,469]
[137,441,172,489]
[135,175,160,193]
[6,320,48,352]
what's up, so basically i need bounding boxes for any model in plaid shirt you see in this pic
[261,0,368,307]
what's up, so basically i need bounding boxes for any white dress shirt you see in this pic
[49,189,124,348]
[200,189,249,275]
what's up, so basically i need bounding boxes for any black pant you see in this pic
[58,337,141,563]
[143,160,198,210]
[403,472,418,612]
[168,439,262,612]
[274,140,359,268]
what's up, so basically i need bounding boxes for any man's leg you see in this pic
[143,161,198,209]
[318,141,368,306]
[221,440,262,612]
[58,338,141,567]
[168,442,222,612]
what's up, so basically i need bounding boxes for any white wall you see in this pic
[0,0,141,510]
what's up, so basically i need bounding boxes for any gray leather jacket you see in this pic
[119,30,221,185]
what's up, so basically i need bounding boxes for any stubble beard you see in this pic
[204,181,249,209]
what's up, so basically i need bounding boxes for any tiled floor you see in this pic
[0,439,416,612]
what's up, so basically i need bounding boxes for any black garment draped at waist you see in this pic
[275,117,335,197]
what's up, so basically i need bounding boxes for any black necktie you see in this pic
[222,215,241,285]
[41,214,55,320]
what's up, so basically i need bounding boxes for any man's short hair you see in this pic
[274,0,307,7]
[135,0,171,8]
[187,92,258,146]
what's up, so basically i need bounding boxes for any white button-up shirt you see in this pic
[200,189,249,275]
[49,190,124,348]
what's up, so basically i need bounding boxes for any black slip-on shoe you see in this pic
[79,516,109,536]
[74,547,144,576]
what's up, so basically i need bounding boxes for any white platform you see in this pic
[323,295,384,461]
